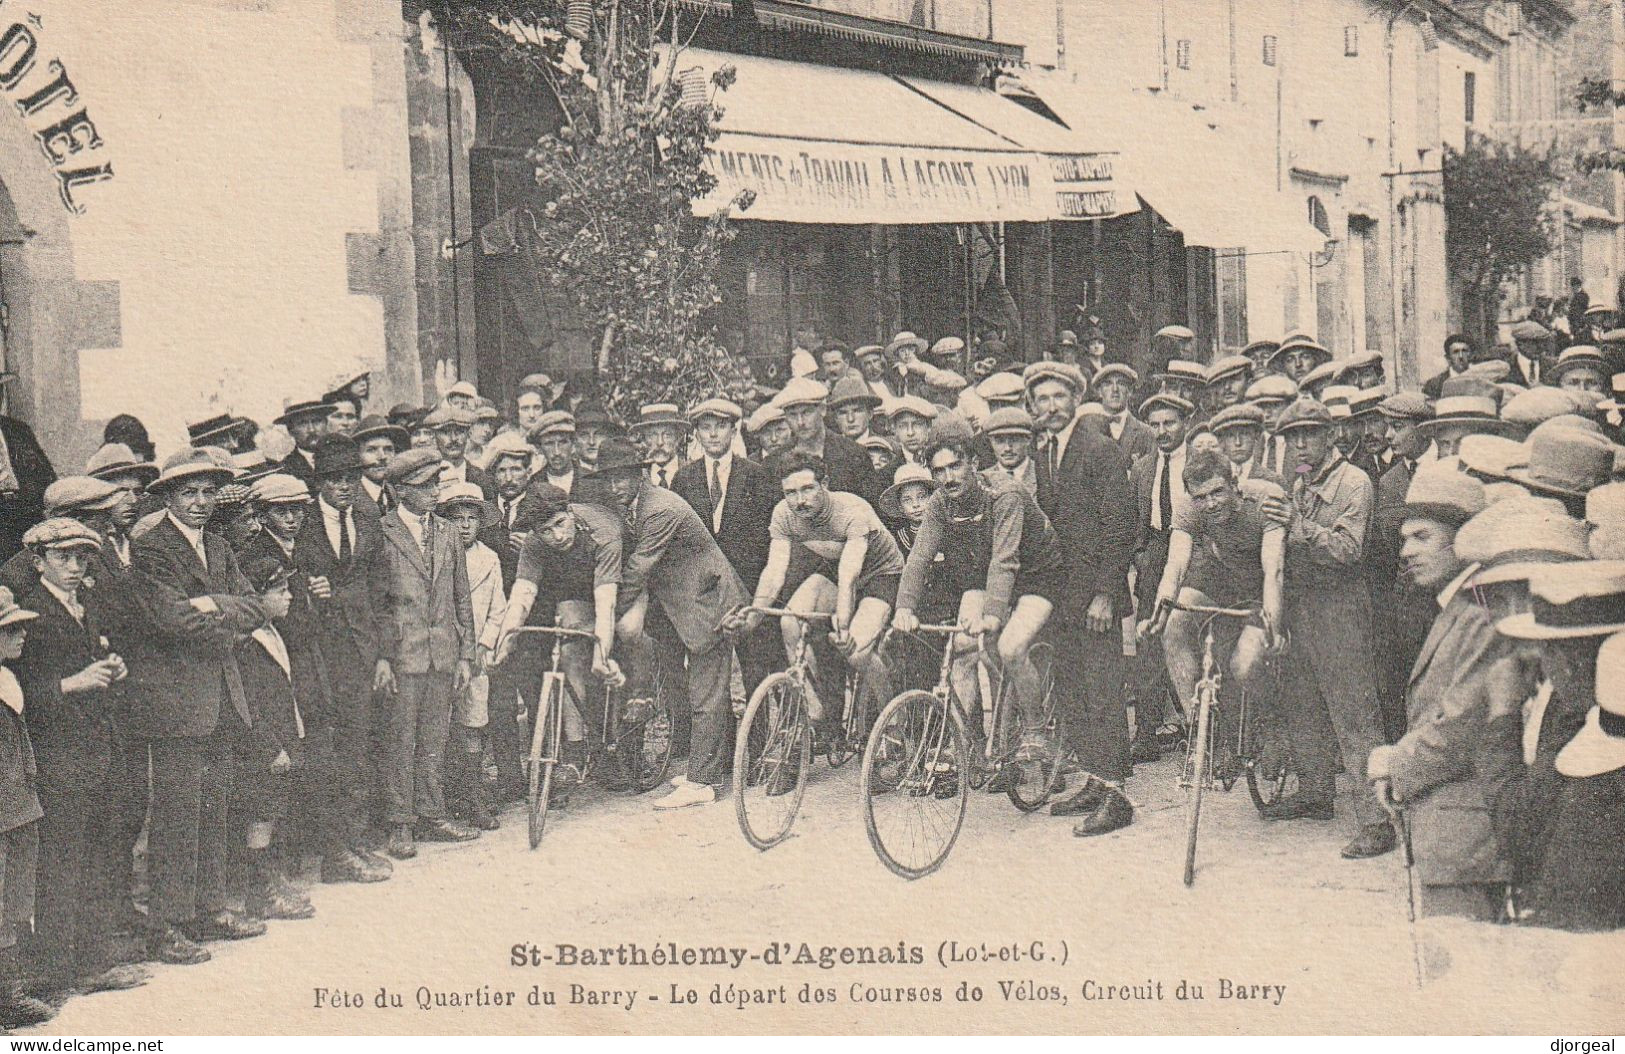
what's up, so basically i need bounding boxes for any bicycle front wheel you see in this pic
[732,672,812,850]
[861,690,969,880]
[1182,685,1215,886]
[528,676,566,850]
[1006,643,1064,813]
[614,676,676,794]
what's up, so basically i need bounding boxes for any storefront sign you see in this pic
[0,10,113,213]
[699,133,1053,225]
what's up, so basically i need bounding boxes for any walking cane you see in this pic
[1378,786,1426,987]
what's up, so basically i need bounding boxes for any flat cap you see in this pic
[1057,330,1079,346]
[1301,362,1342,390]
[688,397,744,422]
[745,403,786,433]
[630,403,688,432]
[1468,359,1512,383]
[445,380,478,400]
[1378,392,1432,421]
[1244,375,1299,403]
[522,483,572,528]
[250,473,311,505]
[1338,350,1385,377]
[1139,392,1196,419]
[926,411,977,450]
[1159,359,1207,382]
[1023,360,1087,393]
[1205,355,1251,384]
[23,517,102,553]
[1272,397,1334,434]
[929,370,968,394]
[928,337,965,358]
[384,448,443,486]
[482,431,535,467]
[776,376,830,409]
[475,398,502,422]
[421,404,476,429]
[1154,325,1195,341]
[434,481,498,528]
[828,376,881,409]
[789,349,819,378]
[533,410,576,437]
[853,344,887,361]
[884,395,939,421]
[43,476,122,517]
[1094,363,1139,387]
[983,406,1036,436]
[518,372,554,392]
[1403,461,1487,527]
[1208,403,1265,433]
[975,371,1026,403]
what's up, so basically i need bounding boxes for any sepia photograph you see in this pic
[0,0,1616,1038]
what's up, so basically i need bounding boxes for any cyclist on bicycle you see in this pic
[1138,449,1284,714]
[891,413,1067,760]
[725,452,902,727]
[492,484,624,758]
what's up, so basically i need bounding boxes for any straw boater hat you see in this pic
[1402,461,1486,529]
[1549,346,1608,386]
[853,344,887,364]
[1496,559,1625,640]
[878,462,938,520]
[1508,425,1616,500]
[1556,630,1625,778]
[435,480,499,529]
[1460,495,1591,589]
[1269,334,1332,372]
[629,403,689,434]
[273,400,331,428]
[1153,325,1195,342]
[1139,392,1195,419]
[1346,388,1386,420]
[1417,386,1520,439]
[1321,385,1357,414]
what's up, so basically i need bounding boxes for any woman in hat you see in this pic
[437,483,505,832]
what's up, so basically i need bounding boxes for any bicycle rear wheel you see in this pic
[527,675,566,850]
[1006,643,1064,813]
[613,677,676,793]
[732,672,812,850]
[861,690,969,880]
[1182,685,1214,886]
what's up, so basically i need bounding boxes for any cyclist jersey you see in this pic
[514,502,623,607]
[1172,478,1283,605]
[896,476,1064,621]
[769,491,905,588]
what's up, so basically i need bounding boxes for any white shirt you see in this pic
[41,577,83,626]
[1149,444,1188,532]
[544,470,574,497]
[1045,416,1080,471]
[704,453,733,534]
[106,532,131,569]
[361,477,386,505]
[167,512,208,570]
[440,459,469,485]
[496,493,524,530]
[319,497,353,559]
[396,506,428,550]
[646,461,676,488]
[249,624,304,739]
[1108,411,1128,441]
[1516,351,1539,386]
[1436,562,1480,611]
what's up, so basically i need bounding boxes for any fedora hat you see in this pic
[828,375,882,410]
[1461,495,1590,588]
[1416,395,1520,438]
[0,587,38,631]
[186,413,241,447]
[84,443,159,486]
[150,449,235,493]
[878,462,938,520]
[1509,426,1615,499]
[311,434,363,478]
[1497,559,1625,639]
[352,415,409,451]
[1403,462,1486,528]
[1556,630,1625,777]
[273,400,331,427]
[583,436,651,478]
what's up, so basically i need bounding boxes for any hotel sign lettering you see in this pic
[0,7,113,214]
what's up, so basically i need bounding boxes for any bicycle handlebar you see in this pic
[503,625,600,642]
[1167,601,1256,620]
[735,606,834,623]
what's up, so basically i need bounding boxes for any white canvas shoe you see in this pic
[653,782,716,810]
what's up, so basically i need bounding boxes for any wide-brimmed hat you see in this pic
[232,450,277,485]
[828,375,881,410]
[1457,434,1527,481]
[1270,335,1332,371]
[1204,355,1251,386]
[273,400,331,428]
[1549,346,1608,386]
[1244,375,1299,405]
[983,406,1036,437]
[1402,461,1485,528]
[150,449,236,493]
[1023,360,1086,394]
[1597,373,1625,414]
[630,403,689,433]
[1498,560,1625,639]
[776,377,830,409]
[435,481,499,528]
[885,331,928,357]
[251,473,311,506]
[44,476,123,518]
[583,436,651,478]
[1508,426,1616,499]
[878,463,938,520]
[0,587,39,630]
[353,415,409,450]
[312,434,363,478]
[688,398,743,423]
[84,443,159,486]
[1461,495,1590,588]
[1417,394,1520,438]
[1209,403,1265,434]
[384,448,442,487]
[23,518,102,553]
[1242,338,1280,360]
[1556,630,1625,777]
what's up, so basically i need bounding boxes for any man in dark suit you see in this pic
[592,438,748,810]
[293,435,393,882]
[274,401,332,483]
[770,377,877,504]
[1369,393,1434,741]
[1027,362,1138,836]
[352,416,406,517]
[0,383,57,563]
[14,520,149,998]
[119,450,269,964]
[672,398,780,699]
[423,405,494,499]
[1095,365,1155,465]
[373,449,478,859]
[1422,334,1475,400]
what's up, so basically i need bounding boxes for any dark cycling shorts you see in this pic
[789,547,899,608]
[1012,563,1068,608]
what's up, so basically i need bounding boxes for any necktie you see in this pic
[708,460,722,511]
[505,499,517,529]
[1045,437,1058,478]
[337,512,352,565]
[1157,452,1173,531]
[658,465,668,488]
[419,515,432,568]
[379,488,393,514]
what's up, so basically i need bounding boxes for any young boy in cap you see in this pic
[13,520,149,1001]
[0,587,50,1026]
[437,483,505,831]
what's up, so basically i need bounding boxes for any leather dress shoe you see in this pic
[350,845,393,874]
[386,825,417,860]
[1049,782,1103,817]
[1072,790,1133,837]
[74,963,151,994]
[1341,822,1397,859]
[147,925,211,965]
[417,817,479,842]
[1259,792,1334,821]
[181,910,266,942]
[0,981,54,1028]
[247,887,315,921]
[322,849,390,884]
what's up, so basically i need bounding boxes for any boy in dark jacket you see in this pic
[0,587,50,1027]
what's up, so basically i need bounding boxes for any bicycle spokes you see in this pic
[862,691,970,879]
